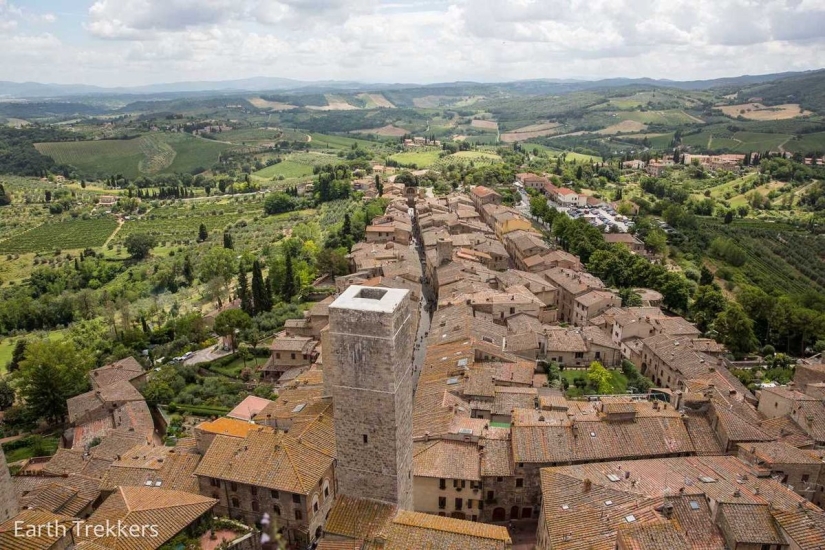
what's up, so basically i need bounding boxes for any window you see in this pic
[276,353,281,359]
[231,497,240,508]
[802,474,811,483]
[453,479,465,489]
[323,480,330,499]
[516,478,524,488]
[230,482,238,492]
[252,501,259,512]
[438,497,446,509]
[439,479,446,490]
[295,510,303,521]
[455,498,463,510]
[496,477,503,482]
[210,478,220,487]
[271,490,280,499]
[273,505,281,516]
[574,352,584,359]
[363,434,368,444]
[510,307,515,315]
[595,351,601,359]
[293,494,301,504]
[517,463,523,468]
[313,501,319,513]
[486,491,494,501]
[291,353,296,360]
[467,499,473,509]
[251,487,257,496]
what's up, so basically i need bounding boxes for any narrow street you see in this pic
[410,205,435,391]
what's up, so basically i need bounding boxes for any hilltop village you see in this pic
[2,176,825,550]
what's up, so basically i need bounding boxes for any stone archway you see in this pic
[522,507,533,519]
[492,507,506,522]
[510,506,520,520]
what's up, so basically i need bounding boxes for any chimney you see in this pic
[583,478,592,492]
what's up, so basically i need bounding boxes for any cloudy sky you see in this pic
[1,0,824,86]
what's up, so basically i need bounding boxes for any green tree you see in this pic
[699,265,714,286]
[237,265,252,316]
[14,339,92,424]
[375,174,383,197]
[587,361,613,394]
[644,229,668,255]
[691,285,727,332]
[280,249,298,302]
[198,223,209,242]
[223,231,234,249]
[124,233,157,260]
[7,339,27,373]
[198,247,237,303]
[316,248,349,280]
[213,309,252,351]
[251,259,272,314]
[0,377,15,409]
[182,255,195,286]
[714,302,758,357]
[264,192,294,215]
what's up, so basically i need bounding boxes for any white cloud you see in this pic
[0,0,823,85]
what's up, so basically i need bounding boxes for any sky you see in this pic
[1,0,824,87]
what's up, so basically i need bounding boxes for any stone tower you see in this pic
[328,285,414,509]
[0,447,18,522]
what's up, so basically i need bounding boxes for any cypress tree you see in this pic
[251,259,271,313]
[223,231,234,249]
[183,255,195,286]
[281,250,297,302]
[198,223,208,242]
[238,265,253,316]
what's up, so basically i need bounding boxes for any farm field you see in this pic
[681,130,792,152]
[253,159,315,179]
[357,93,395,109]
[247,97,298,110]
[354,124,408,137]
[500,122,561,142]
[595,120,648,134]
[728,181,787,208]
[470,119,498,131]
[782,132,825,154]
[308,133,380,150]
[620,110,703,125]
[389,149,442,168]
[34,133,231,178]
[717,103,812,120]
[0,217,118,254]
[306,95,358,111]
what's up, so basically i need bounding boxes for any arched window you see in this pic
[312,495,320,514]
[273,505,281,516]
[231,497,240,508]
[252,501,259,512]
[322,479,330,499]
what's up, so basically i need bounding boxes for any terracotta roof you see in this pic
[90,357,144,388]
[683,412,725,455]
[738,441,822,465]
[324,495,397,540]
[226,395,274,421]
[194,429,333,494]
[385,510,511,548]
[67,380,145,424]
[18,474,101,516]
[43,448,113,477]
[758,415,813,448]
[480,438,513,477]
[493,387,538,416]
[616,521,691,550]
[603,233,642,245]
[512,417,694,464]
[78,486,216,550]
[88,430,148,461]
[717,503,784,545]
[195,417,271,439]
[100,444,201,493]
[414,440,480,481]
[0,509,76,550]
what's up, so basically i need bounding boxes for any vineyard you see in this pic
[0,217,118,254]
[687,219,825,297]
[33,133,231,178]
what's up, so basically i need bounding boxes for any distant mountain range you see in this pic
[0,70,821,100]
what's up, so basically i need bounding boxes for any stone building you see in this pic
[327,285,415,509]
[0,448,17,523]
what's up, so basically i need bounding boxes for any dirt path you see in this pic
[103,218,125,248]
[778,136,792,154]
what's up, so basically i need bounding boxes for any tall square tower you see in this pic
[328,285,414,509]
[0,448,18,522]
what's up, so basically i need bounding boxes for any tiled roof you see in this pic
[226,395,274,421]
[43,448,113,477]
[100,445,201,493]
[90,357,144,388]
[413,440,480,481]
[194,429,333,494]
[384,510,511,549]
[758,415,814,448]
[512,417,694,464]
[0,509,76,550]
[683,412,725,455]
[78,486,216,550]
[88,429,148,461]
[738,441,822,465]
[717,503,784,545]
[18,474,101,517]
[324,495,397,540]
[480,438,513,477]
[493,387,537,416]
[195,417,272,438]
[67,380,145,423]
[616,521,691,550]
